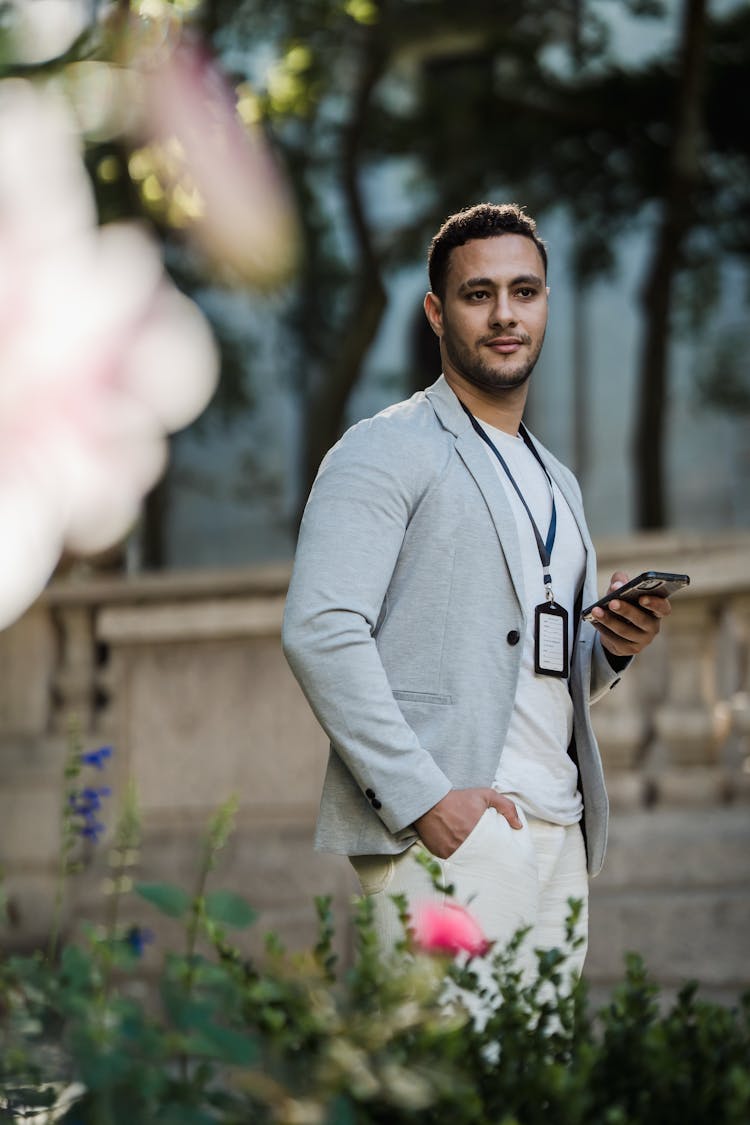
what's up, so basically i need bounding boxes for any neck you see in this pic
[443,370,527,436]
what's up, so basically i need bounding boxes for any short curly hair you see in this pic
[427,203,547,299]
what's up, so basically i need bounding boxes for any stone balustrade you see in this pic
[590,532,750,806]
[586,532,750,1004]
[0,532,748,1002]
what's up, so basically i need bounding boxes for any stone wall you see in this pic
[0,532,748,1002]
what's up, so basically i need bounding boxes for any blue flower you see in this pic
[69,787,111,817]
[82,785,111,803]
[124,926,154,957]
[80,746,113,770]
[79,820,106,842]
[69,785,112,843]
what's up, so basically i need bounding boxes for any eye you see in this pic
[515,287,538,299]
[466,289,490,301]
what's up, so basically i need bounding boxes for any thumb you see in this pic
[486,790,523,829]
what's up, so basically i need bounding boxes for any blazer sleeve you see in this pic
[590,635,631,704]
[281,420,453,835]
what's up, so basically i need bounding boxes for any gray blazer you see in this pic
[283,376,622,876]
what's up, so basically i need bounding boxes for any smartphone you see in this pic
[581,571,690,623]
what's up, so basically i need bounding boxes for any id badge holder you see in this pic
[534,601,569,678]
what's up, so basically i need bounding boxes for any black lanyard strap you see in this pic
[461,402,557,585]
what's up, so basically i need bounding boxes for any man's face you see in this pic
[424,235,549,395]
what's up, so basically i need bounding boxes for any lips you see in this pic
[485,337,524,354]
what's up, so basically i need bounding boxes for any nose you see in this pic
[489,289,516,328]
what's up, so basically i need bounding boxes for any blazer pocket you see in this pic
[391,690,453,705]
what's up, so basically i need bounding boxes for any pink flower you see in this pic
[411,902,491,958]
[0,80,219,629]
[136,37,298,287]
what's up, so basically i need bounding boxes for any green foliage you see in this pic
[1,836,749,1122]
[1,774,748,1122]
[204,889,258,929]
[135,881,192,919]
[2,715,749,1125]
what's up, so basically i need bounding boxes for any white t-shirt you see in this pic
[478,421,586,825]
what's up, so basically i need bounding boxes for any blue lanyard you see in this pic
[461,403,557,592]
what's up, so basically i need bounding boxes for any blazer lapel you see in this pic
[535,448,598,599]
[454,432,527,615]
[426,377,526,617]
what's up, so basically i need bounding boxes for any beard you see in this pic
[443,326,545,394]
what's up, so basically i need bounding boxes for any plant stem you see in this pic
[47,720,84,963]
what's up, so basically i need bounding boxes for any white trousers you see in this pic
[350,807,589,993]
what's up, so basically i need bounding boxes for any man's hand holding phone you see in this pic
[587,570,675,658]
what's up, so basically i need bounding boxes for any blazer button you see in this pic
[371,798,382,810]
[365,788,375,799]
[506,629,520,645]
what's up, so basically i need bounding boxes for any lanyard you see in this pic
[461,402,557,598]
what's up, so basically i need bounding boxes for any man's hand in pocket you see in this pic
[413,787,522,859]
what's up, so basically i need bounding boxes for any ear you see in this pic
[423,291,443,338]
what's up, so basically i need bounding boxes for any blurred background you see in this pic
[0,0,748,1007]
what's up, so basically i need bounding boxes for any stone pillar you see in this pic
[591,670,649,808]
[726,594,750,802]
[652,598,726,805]
[51,604,97,734]
[0,605,66,946]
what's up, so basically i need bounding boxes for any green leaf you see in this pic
[60,943,92,989]
[326,1094,357,1125]
[182,1022,258,1065]
[162,988,214,1033]
[204,890,257,929]
[135,881,191,919]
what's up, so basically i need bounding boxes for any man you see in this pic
[282,203,671,982]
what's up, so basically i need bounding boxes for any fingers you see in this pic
[608,570,629,592]
[592,595,671,656]
[591,618,643,657]
[639,594,672,619]
[485,788,522,829]
[595,595,671,629]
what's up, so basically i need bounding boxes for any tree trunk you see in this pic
[297,14,388,520]
[571,283,589,485]
[633,0,707,528]
[141,476,168,569]
[301,282,387,504]
[570,0,589,487]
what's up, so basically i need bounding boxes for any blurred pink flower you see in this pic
[0,80,219,629]
[411,902,491,958]
[138,39,298,286]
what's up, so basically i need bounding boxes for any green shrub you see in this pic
[0,762,748,1124]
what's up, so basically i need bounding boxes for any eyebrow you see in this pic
[458,274,545,293]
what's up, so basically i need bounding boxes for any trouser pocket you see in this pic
[445,806,494,861]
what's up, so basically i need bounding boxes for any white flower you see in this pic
[8,0,90,66]
[0,80,219,629]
